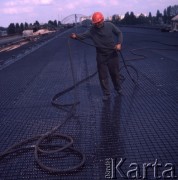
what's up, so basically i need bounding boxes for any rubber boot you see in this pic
[100,79,110,101]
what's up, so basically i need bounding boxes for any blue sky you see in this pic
[0,0,177,27]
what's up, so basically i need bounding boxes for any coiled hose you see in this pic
[0,38,90,174]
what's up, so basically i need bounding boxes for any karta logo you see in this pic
[105,158,177,179]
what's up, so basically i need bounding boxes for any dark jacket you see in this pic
[76,22,123,55]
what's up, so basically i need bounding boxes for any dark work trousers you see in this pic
[96,51,120,95]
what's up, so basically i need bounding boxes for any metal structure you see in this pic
[61,14,90,24]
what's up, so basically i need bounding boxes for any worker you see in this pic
[70,12,123,101]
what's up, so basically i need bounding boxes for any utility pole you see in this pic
[75,14,78,33]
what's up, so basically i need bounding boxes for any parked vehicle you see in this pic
[160,25,171,32]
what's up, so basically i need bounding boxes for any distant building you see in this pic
[171,15,178,32]
[22,30,33,39]
[0,30,7,36]
[80,16,91,22]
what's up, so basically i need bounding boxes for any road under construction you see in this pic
[0,25,178,179]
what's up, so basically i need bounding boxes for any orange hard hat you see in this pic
[92,12,104,24]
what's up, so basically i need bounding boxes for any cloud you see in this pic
[57,0,107,15]
[4,1,17,6]
[30,0,54,5]
[1,7,33,14]
[95,1,107,7]
[109,0,119,6]
[1,0,53,15]
[3,0,53,7]
[66,2,80,10]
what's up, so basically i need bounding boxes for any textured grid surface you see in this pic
[0,27,178,180]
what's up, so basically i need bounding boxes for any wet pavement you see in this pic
[0,26,178,180]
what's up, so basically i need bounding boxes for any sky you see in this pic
[0,0,177,27]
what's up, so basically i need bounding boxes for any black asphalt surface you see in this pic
[0,26,178,180]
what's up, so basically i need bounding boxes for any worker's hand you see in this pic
[115,43,122,51]
[70,33,77,39]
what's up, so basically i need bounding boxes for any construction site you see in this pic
[0,16,178,179]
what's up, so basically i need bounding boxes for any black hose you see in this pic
[75,37,139,85]
[0,38,97,174]
[119,51,138,84]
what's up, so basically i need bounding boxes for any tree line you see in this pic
[6,20,61,35]
[112,5,178,25]
[4,4,178,35]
